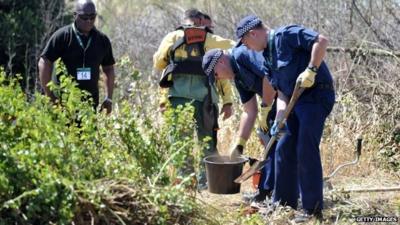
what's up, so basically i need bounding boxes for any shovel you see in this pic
[235,82,305,184]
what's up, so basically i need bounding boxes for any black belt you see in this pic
[300,83,334,97]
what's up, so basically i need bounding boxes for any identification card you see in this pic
[77,68,91,80]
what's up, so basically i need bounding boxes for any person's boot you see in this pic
[242,188,272,204]
[293,210,323,223]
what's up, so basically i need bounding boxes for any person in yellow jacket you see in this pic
[153,9,235,189]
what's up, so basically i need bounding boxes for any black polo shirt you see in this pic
[41,23,115,106]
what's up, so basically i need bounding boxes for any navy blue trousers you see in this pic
[259,100,277,192]
[259,142,276,191]
[272,90,334,213]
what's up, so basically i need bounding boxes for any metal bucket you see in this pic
[203,155,248,194]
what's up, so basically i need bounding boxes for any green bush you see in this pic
[0,66,211,224]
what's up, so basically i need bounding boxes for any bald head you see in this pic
[75,0,96,15]
[74,0,97,35]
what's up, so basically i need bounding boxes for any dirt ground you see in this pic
[197,163,400,225]
[201,116,400,224]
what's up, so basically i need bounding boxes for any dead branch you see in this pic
[339,186,400,193]
[351,0,394,49]
[328,47,400,58]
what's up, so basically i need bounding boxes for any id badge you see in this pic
[77,68,91,80]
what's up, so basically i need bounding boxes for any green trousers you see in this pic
[170,97,218,186]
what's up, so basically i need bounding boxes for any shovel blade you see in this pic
[234,160,267,184]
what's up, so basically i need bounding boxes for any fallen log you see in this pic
[338,186,400,193]
[328,47,400,58]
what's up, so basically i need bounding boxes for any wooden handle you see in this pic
[276,82,305,135]
[261,82,304,160]
[235,83,306,184]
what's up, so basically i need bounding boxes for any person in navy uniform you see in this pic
[201,46,277,204]
[234,15,335,222]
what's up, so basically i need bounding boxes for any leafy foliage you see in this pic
[0,66,210,224]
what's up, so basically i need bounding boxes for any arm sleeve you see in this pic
[284,25,319,51]
[236,83,255,104]
[153,32,178,70]
[205,34,236,51]
[159,87,169,105]
[216,79,234,105]
[41,29,65,62]
[236,49,269,78]
[101,36,116,66]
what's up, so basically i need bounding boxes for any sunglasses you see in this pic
[77,13,97,21]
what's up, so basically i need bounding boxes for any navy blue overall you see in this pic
[263,25,335,213]
[230,46,276,193]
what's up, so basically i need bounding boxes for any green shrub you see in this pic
[0,67,210,224]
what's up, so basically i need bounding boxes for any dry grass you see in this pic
[212,90,400,224]
[197,168,400,225]
[93,0,400,223]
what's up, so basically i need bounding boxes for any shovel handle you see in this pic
[235,83,306,184]
[261,135,277,159]
[260,82,304,160]
[273,82,305,137]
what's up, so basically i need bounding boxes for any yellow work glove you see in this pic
[216,79,234,106]
[229,137,247,159]
[296,67,317,88]
[258,105,272,132]
[159,88,169,113]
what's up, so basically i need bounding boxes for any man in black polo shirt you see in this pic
[38,0,115,113]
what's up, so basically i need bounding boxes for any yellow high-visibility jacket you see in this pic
[153,29,235,105]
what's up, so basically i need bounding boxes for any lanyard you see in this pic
[265,29,275,70]
[72,23,92,67]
